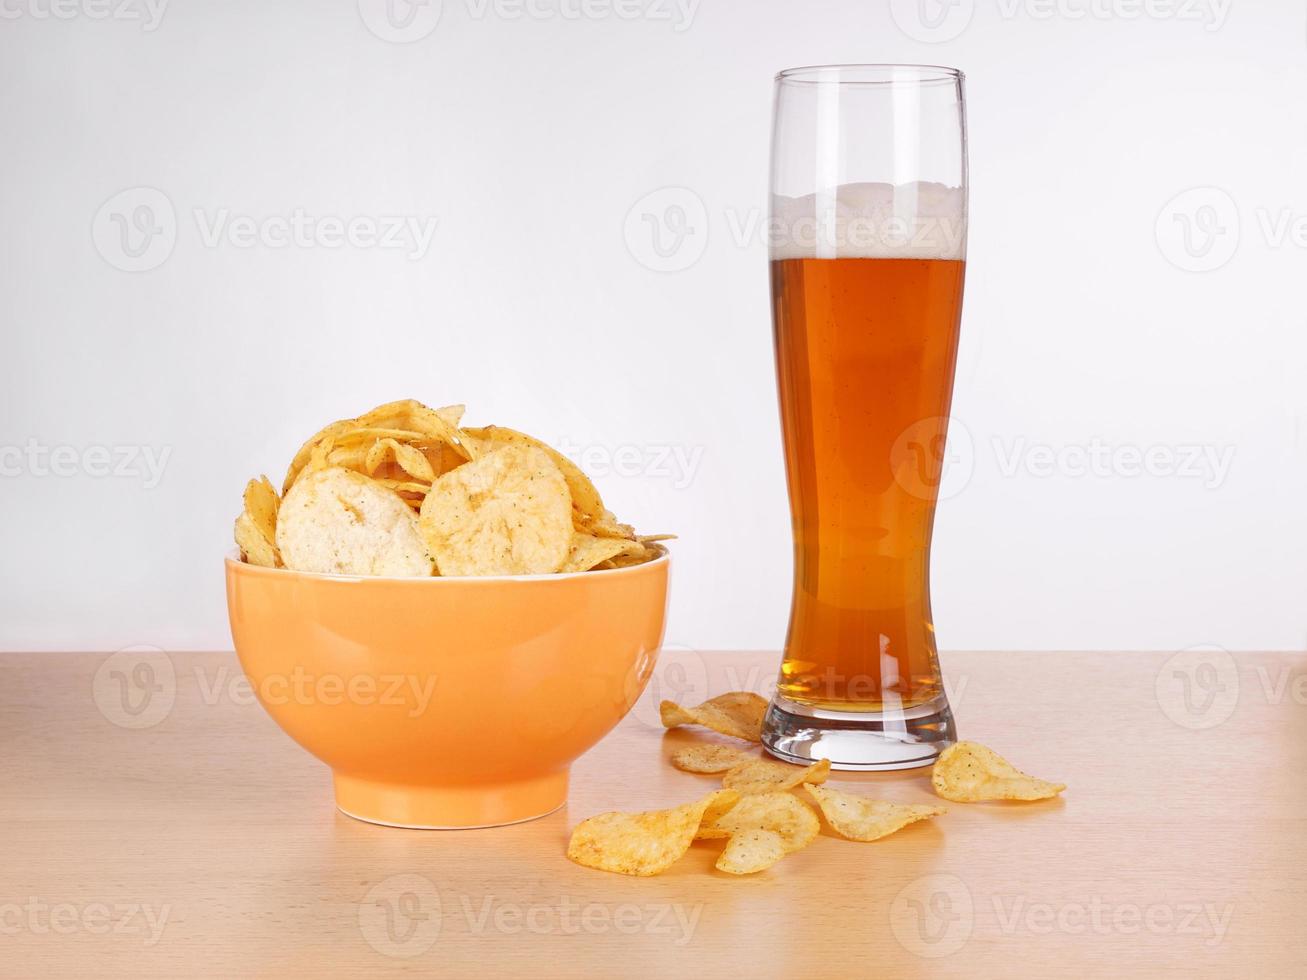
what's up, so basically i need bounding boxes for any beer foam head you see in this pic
[770,181,967,260]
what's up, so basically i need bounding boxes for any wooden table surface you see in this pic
[1,648,1303,978]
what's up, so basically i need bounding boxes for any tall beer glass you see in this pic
[762,65,967,770]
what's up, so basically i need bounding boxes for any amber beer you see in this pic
[771,255,965,711]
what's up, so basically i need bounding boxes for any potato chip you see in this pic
[282,418,357,492]
[234,512,279,568]
[660,692,768,742]
[584,508,636,541]
[697,792,820,854]
[418,444,572,576]
[722,758,830,795]
[364,438,436,483]
[566,790,739,877]
[234,476,281,567]
[275,466,434,577]
[558,533,644,574]
[716,829,786,875]
[803,785,945,841]
[243,476,279,542]
[371,478,432,494]
[467,426,605,525]
[931,741,1066,803]
[670,744,750,774]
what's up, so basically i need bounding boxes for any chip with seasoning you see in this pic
[804,785,945,841]
[236,398,670,577]
[660,692,769,742]
[931,741,1067,803]
[721,757,831,795]
[566,790,739,877]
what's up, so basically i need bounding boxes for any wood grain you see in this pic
[1,649,1303,978]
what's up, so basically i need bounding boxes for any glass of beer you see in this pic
[762,65,968,770]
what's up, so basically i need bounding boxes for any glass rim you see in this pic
[775,64,964,85]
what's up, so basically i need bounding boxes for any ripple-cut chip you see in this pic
[418,444,573,576]
[671,744,750,774]
[660,692,768,743]
[716,829,786,875]
[931,741,1067,803]
[697,792,820,854]
[722,758,830,795]
[275,466,434,577]
[566,790,739,877]
[803,785,945,841]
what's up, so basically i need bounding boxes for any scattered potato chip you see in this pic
[697,792,820,854]
[275,467,434,577]
[566,790,739,877]
[716,829,787,875]
[722,758,830,795]
[803,785,945,841]
[660,692,768,742]
[418,444,573,576]
[931,741,1066,803]
[670,744,750,774]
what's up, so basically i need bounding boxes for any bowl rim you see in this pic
[224,545,669,584]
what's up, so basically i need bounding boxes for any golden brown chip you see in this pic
[660,692,769,742]
[697,792,820,853]
[584,508,636,541]
[418,444,573,576]
[235,475,281,567]
[670,744,750,774]
[931,741,1067,803]
[364,438,436,483]
[234,512,279,567]
[803,785,945,841]
[566,790,739,877]
[558,532,638,574]
[467,426,605,524]
[275,466,434,577]
[716,829,786,875]
[722,758,830,795]
[282,418,357,492]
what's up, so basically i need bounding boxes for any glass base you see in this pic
[762,693,957,771]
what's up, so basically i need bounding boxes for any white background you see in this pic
[1,0,1303,654]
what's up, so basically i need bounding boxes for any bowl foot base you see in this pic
[333,770,569,829]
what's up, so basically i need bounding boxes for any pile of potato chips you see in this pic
[566,691,1066,876]
[234,399,670,577]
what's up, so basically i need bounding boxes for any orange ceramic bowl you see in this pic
[225,551,668,829]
